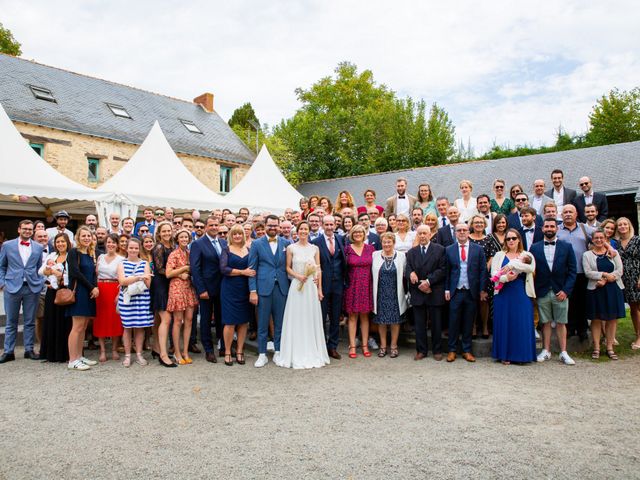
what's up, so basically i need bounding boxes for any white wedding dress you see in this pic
[275,243,330,369]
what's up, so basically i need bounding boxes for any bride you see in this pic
[276,221,330,369]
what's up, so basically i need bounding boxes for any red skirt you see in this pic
[94,281,124,337]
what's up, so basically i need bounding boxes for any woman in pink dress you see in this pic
[343,224,375,358]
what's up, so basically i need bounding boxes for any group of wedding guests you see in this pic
[0,168,638,370]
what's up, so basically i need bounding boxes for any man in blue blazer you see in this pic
[530,218,577,365]
[516,207,544,251]
[134,208,157,237]
[508,193,543,229]
[190,215,227,363]
[0,220,44,363]
[434,206,459,248]
[311,215,346,359]
[249,215,290,368]
[444,223,487,362]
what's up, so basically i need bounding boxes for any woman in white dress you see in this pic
[454,179,478,224]
[276,221,330,369]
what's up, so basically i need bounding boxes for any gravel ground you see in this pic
[1,347,639,480]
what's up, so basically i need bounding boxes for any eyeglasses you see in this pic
[139,229,148,234]
[173,221,182,225]
[579,182,590,187]
[515,198,527,202]
[506,237,518,241]
[512,190,522,195]
[219,231,228,236]
[494,186,504,190]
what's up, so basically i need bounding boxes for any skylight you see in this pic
[106,103,131,119]
[29,85,56,103]
[180,119,202,134]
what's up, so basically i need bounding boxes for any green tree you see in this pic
[228,102,259,129]
[0,23,22,56]
[586,87,640,145]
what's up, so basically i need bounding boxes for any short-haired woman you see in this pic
[371,232,408,358]
[454,180,478,224]
[490,178,516,215]
[394,214,416,253]
[414,183,437,217]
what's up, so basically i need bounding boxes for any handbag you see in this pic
[54,252,77,306]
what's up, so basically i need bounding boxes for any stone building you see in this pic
[0,53,255,200]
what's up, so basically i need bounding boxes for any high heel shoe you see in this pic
[224,354,233,366]
[236,353,245,365]
[348,345,357,359]
[362,346,372,358]
[159,356,177,368]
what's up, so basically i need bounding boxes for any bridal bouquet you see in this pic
[297,261,317,291]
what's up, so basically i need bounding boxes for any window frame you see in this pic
[29,85,56,103]
[87,157,100,183]
[220,166,233,193]
[106,103,132,119]
[180,119,203,134]
[30,143,44,157]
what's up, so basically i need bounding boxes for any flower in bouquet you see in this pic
[297,261,317,291]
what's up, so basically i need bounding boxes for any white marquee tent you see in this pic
[223,145,302,214]
[0,103,113,216]
[96,121,230,224]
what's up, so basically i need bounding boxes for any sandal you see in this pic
[111,351,120,361]
[631,342,640,350]
[99,352,107,363]
[348,345,357,359]
[224,354,233,366]
[135,354,148,366]
[606,350,618,360]
[501,360,511,365]
[236,353,245,365]
[389,348,399,358]
[183,356,193,365]
[591,350,600,359]
[378,348,387,358]
[122,354,131,368]
[362,346,372,358]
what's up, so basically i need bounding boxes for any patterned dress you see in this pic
[166,248,198,312]
[343,243,374,313]
[374,256,402,325]
[490,198,515,215]
[118,260,153,328]
[620,235,640,303]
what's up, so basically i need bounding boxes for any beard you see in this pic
[543,230,556,240]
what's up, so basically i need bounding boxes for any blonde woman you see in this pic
[151,221,175,367]
[334,191,355,214]
[393,214,416,253]
[617,217,640,349]
[66,226,99,371]
[454,179,478,223]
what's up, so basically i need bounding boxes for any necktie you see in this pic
[442,218,447,226]
[421,246,427,255]
[20,241,30,246]
[212,239,220,254]
[460,244,466,262]
[328,236,334,255]
[544,241,556,246]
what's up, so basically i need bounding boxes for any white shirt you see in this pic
[268,237,278,254]
[480,212,493,234]
[531,196,543,214]
[456,242,470,290]
[18,239,31,266]
[583,190,593,205]
[45,227,76,246]
[206,234,222,255]
[553,187,565,218]
[543,239,556,271]
[438,216,448,228]
[396,194,410,216]
[522,225,535,251]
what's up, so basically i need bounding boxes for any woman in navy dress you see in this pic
[490,229,537,364]
[150,221,174,366]
[220,224,256,366]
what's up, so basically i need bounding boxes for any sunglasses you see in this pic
[219,232,228,236]
[139,229,149,233]
[155,212,164,215]
[579,182,590,187]
[512,190,522,194]
[173,221,182,225]
[494,186,504,189]
[515,198,527,202]
[506,237,518,241]
[195,226,204,229]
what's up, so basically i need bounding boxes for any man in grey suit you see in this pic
[530,179,554,216]
[546,169,576,219]
[0,220,44,363]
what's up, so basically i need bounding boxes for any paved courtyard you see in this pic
[1,347,639,479]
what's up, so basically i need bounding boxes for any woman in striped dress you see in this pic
[117,237,153,367]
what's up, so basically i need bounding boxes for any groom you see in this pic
[249,215,290,367]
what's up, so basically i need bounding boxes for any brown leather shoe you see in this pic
[446,352,456,362]
[433,353,443,361]
[462,352,476,362]
[414,352,426,361]
[328,349,341,360]
[205,352,217,363]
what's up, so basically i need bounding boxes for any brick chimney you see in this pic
[193,92,214,112]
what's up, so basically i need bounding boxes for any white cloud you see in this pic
[1,0,639,153]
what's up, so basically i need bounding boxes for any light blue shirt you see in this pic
[557,223,594,273]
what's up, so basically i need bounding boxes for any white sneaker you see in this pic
[537,349,551,362]
[368,337,379,350]
[254,354,269,368]
[266,341,275,352]
[273,351,280,363]
[217,339,222,351]
[535,330,540,340]
[551,321,557,328]
[559,351,575,365]
[80,356,98,366]
[68,359,90,371]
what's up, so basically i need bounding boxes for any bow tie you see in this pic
[544,241,556,246]
[524,228,534,233]
[20,241,30,246]
[398,195,405,199]
[268,237,277,243]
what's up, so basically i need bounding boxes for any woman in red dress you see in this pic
[166,229,198,365]
[344,225,375,358]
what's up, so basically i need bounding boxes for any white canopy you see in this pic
[0,103,113,214]
[224,145,302,214]
[96,121,229,223]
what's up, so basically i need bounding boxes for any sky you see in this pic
[2,0,639,154]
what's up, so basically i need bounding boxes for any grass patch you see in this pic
[575,309,640,362]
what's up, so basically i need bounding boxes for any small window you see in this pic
[30,143,44,157]
[29,85,56,103]
[106,103,131,119]
[180,119,202,134]
[220,166,232,193]
[88,158,100,183]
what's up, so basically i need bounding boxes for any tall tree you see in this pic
[228,102,259,129]
[586,87,640,145]
[0,23,21,56]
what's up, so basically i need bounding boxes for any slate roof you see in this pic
[298,141,640,203]
[0,54,255,165]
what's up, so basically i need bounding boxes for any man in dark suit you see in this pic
[573,176,608,223]
[546,168,577,219]
[444,223,488,362]
[312,215,346,360]
[434,206,459,247]
[530,217,577,365]
[0,220,44,363]
[190,215,227,363]
[508,193,543,229]
[406,225,447,361]
[516,207,544,251]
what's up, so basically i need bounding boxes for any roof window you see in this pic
[106,103,132,119]
[180,119,202,134]
[29,85,56,103]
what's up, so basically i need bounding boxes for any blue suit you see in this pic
[445,242,487,353]
[190,235,227,353]
[248,236,290,353]
[530,239,577,298]
[517,225,544,251]
[134,220,156,237]
[508,212,543,229]
[0,239,44,354]
[312,234,347,350]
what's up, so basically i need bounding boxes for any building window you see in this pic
[88,158,100,183]
[180,119,203,134]
[29,85,56,102]
[106,103,132,119]
[30,143,44,157]
[220,166,232,193]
